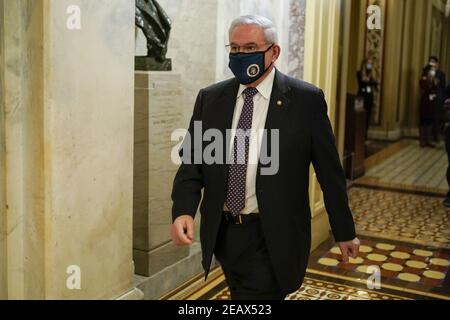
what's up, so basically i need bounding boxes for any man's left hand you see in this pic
[337,238,361,263]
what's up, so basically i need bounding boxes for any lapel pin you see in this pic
[277,100,283,107]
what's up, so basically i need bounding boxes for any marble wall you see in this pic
[44,0,136,299]
[2,0,46,299]
[288,0,306,79]
[1,0,139,299]
[0,0,6,300]
[158,0,220,124]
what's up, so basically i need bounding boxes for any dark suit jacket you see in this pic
[171,69,356,294]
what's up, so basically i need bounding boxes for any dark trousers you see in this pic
[362,93,373,139]
[213,215,286,300]
[432,105,442,141]
[445,124,450,198]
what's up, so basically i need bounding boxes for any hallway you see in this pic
[1,0,450,302]
[357,140,448,196]
[162,140,450,300]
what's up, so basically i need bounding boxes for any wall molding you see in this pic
[368,127,420,141]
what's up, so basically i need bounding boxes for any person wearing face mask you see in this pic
[423,57,447,142]
[357,58,378,139]
[419,65,439,148]
[170,15,359,300]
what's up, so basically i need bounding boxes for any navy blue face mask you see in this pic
[229,44,274,85]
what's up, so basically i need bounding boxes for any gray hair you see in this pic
[229,15,278,44]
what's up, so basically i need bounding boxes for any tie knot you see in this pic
[243,87,258,99]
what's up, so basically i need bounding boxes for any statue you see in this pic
[135,0,172,71]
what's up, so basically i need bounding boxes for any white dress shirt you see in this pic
[224,68,276,215]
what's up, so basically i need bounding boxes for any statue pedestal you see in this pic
[133,71,202,286]
[135,56,172,71]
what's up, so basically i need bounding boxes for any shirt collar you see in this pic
[237,67,276,100]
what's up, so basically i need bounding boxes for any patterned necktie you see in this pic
[225,87,259,217]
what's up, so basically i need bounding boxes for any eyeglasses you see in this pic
[226,43,273,54]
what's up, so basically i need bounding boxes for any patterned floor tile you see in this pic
[210,276,408,300]
[349,187,450,248]
[308,236,450,299]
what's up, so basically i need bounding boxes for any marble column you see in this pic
[399,0,434,136]
[304,0,343,250]
[2,0,46,299]
[398,0,417,136]
[379,0,405,140]
[0,0,6,300]
[1,0,140,299]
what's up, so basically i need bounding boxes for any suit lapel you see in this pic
[217,79,240,132]
[264,69,291,131]
[257,69,291,177]
[215,79,239,183]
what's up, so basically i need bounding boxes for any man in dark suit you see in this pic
[425,56,447,142]
[170,15,359,300]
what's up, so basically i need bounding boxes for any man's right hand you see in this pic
[171,215,195,246]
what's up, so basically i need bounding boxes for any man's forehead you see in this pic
[229,41,258,46]
[230,25,265,40]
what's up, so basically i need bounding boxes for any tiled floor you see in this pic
[285,277,407,300]
[208,273,411,301]
[161,266,411,301]
[161,139,450,301]
[356,140,449,195]
[349,187,450,248]
[309,235,449,300]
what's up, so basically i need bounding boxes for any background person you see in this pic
[357,58,378,139]
[425,56,447,142]
[419,65,439,148]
